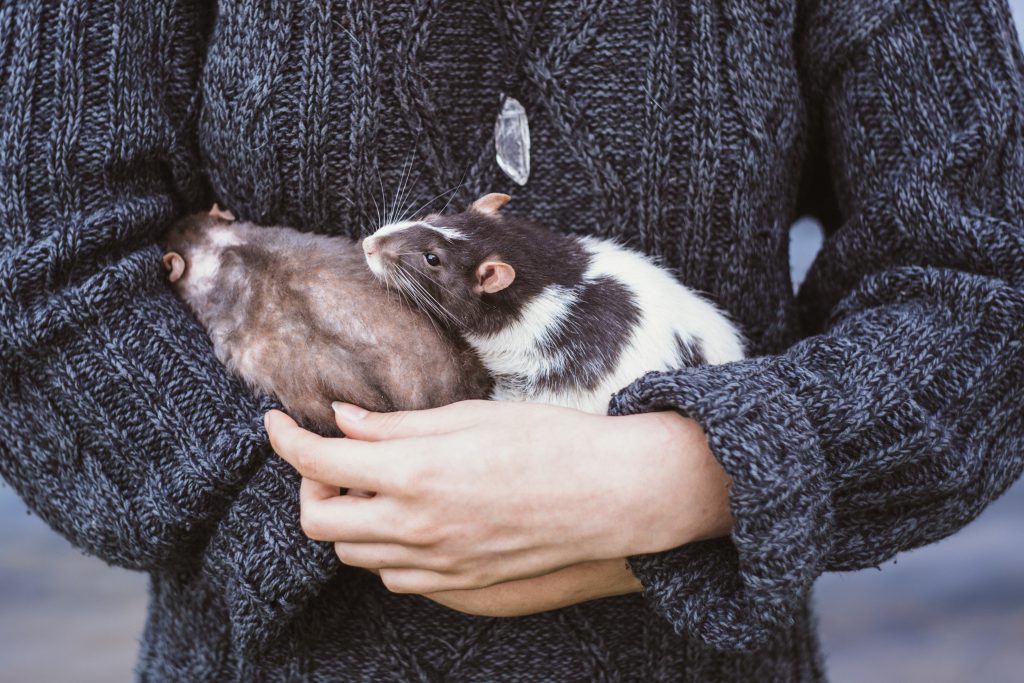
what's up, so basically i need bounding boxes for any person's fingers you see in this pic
[298,490,404,543]
[377,567,500,594]
[300,476,341,503]
[300,475,375,500]
[332,542,429,570]
[265,410,394,490]
[331,399,488,442]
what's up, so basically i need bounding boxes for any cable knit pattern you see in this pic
[2,0,1023,680]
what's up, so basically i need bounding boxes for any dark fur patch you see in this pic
[534,276,641,392]
[673,332,707,367]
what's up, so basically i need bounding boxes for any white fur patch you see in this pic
[365,249,386,278]
[371,220,420,240]
[426,225,468,241]
[186,248,221,296]
[580,237,745,366]
[181,228,244,303]
[373,221,468,242]
[208,226,244,248]
[465,285,579,398]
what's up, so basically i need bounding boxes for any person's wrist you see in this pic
[606,410,734,558]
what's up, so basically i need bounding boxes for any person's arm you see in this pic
[0,0,336,654]
[605,0,1024,650]
[265,398,735,601]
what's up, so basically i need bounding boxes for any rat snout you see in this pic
[362,235,397,280]
[362,235,380,256]
[363,234,398,263]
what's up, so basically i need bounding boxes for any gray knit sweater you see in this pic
[2,0,1023,680]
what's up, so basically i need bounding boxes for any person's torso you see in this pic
[160,2,827,679]
[199,0,809,356]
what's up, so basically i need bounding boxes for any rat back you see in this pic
[164,213,491,433]
[464,232,746,414]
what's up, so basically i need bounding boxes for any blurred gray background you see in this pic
[3,4,1024,681]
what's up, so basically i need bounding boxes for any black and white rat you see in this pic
[162,206,491,433]
[361,193,745,415]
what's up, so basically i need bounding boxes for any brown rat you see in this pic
[162,206,491,433]
[362,193,744,414]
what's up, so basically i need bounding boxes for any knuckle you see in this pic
[452,569,489,591]
[406,460,438,496]
[432,554,461,573]
[393,462,427,497]
[405,517,441,546]
[471,568,496,588]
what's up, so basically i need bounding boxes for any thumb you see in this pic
[331,400,483,442]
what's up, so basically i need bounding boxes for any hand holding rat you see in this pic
[267,400,733,598]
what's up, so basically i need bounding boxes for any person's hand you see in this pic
[359,557,641,617]
[266,400,733,594]
[422,558,643,617]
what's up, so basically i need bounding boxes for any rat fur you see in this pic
[362,194,745,414]
[162,206,491,433]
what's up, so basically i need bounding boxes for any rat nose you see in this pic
[362,236,379,256]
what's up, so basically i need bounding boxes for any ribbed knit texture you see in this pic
[2,0,1023,680]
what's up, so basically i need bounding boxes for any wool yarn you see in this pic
[2,1,1023,680]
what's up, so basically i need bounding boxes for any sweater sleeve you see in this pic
[0,0,337,654]
[609,0,1024,651]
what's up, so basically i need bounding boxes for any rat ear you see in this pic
[209,203,236,222]
[474,260,516,294]
[163,252,186,283]
[470,193,511,215]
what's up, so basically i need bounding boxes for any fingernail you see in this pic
[332,402,368,421]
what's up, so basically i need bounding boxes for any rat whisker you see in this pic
[392,269,447,340]
[391,137,427,223]
[399,274,445,321]
[393,267,455,327]
[386,271,444,341]
[399,263,463,328]
[400,170,467,224]
[398,151,423,225]
[397,167,425,222]
[398,188,453,225]
[388,149,416,226]
[375,166,390,230]
[393,269,446,325]
[368,182,382,232]
[438,166,469,216]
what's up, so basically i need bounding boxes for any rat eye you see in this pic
[424,253,441,267]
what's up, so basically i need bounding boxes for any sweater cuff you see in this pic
[608,357,833,651]
[201,427,341,656]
